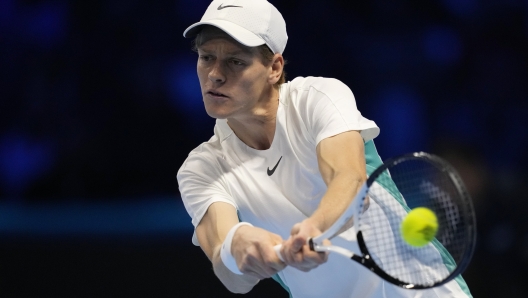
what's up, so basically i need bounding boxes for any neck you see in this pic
[227,89,280,150]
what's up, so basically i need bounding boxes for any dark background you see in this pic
[1,0,527,297]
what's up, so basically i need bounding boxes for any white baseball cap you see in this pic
[183,0,288,54]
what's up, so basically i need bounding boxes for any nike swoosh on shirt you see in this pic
[217,4,243,10]
[267,156,283,176]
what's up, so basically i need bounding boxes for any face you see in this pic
[196,31,276,120]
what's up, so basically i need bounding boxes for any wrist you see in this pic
[220,222,253,275]
[304,214,326,232]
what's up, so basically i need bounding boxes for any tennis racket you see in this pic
[274,152,476,289]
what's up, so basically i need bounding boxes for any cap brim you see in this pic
[183,19,266,48]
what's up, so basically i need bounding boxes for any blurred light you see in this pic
[364,36,409,74]
[423,26,462,66]
[165,58,203,113]
[0,198,192,236]
[24,2,68,48]
[0,0,15,27]
[0,134,56,198]
[441,0,477,18]
[373,86,428,157]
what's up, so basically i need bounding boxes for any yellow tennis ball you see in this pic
[400,207,438,247]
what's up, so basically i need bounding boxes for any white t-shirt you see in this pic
[177,76,470,298]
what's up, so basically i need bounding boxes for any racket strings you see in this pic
[358,159,470,286]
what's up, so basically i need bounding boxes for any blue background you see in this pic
[1,0,527,297]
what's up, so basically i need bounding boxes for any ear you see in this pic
[268,54,284,85]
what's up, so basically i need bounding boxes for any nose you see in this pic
[208,61,225,84]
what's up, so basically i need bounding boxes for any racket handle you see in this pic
[273,244,284,262]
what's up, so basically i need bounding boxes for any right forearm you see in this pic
[195,203,281,292]
[212,245,259,294]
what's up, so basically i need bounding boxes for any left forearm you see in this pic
[310,131,367,232]
[279,132,367,271]
[308,171,365,232]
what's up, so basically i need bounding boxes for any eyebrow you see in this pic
[227,49,253,56]
[198,45,254,56]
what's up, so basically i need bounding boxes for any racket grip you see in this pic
[273,244,284,262]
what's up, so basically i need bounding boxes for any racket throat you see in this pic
[352,253,373,266]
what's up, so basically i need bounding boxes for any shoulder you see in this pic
[280,76,355,108]
[285,76,350,93]
[177,135,223,181]
[281,76,354,104]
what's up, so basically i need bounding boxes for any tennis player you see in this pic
[177,0,473,297]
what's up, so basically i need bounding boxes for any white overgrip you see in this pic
[273,244,284,262]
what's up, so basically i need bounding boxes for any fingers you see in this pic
[232,228,285,279]
[290,223,301,236]
[239,254,275,279]
[291,233,306,252]
[239,243,285,279]
[280,220,330,272]
[286,243,327,271]
[280,236,328,272]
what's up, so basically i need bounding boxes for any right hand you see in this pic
[278,219,329,272]
[230,225,286,279]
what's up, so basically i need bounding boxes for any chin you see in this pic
[204,107,230,120]
[203,101,236,119]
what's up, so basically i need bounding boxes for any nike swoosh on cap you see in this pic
[218,4,243,10]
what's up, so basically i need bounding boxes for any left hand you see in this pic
[231,225,286,279]
[279,219,329,272]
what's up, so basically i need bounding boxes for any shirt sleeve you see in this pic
[177,149,237,246]
[295,77,380,145]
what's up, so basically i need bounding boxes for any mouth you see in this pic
[207,90,228,98]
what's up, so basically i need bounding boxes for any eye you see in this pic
[230,59,245,66]
[199,55,213,62]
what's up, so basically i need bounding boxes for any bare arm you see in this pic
[196,202,284,293]
[311,130,366,231]
[280,130,366,270]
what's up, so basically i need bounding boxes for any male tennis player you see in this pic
[177,0,473,297]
